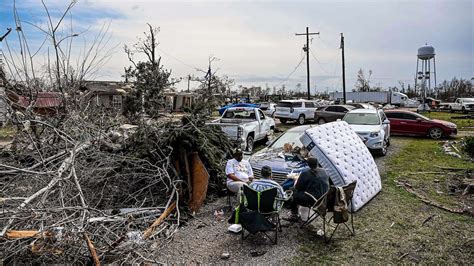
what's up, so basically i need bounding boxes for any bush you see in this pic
[464,136,474,158]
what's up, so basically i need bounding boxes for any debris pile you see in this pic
[0,108,233,263]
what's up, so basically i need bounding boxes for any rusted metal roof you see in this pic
[17,92,62,108]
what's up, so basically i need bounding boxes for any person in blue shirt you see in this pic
[249,165,288,208]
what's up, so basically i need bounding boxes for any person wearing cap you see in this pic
[225,149,254,193]
[287,157,329,222]
[250,166,288,208]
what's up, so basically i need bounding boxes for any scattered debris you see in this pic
[395,180,471,216]
[221,252,231,260]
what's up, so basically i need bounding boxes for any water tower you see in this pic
[415,44,437,99]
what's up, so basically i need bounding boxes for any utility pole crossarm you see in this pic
[295,27,319,100]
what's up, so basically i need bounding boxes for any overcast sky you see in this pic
[0,0,472,93]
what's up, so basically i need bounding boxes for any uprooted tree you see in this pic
[0,3,233,264]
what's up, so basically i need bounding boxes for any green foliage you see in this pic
[125,113,234,192]
[463,136,474,158]
[122,24,175,119]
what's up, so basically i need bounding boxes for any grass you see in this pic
[424,111,474,131]
[0,126,15,138]
[294,136,473,264]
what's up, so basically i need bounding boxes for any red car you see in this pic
[384,110,457,139]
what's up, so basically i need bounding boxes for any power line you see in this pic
[309,48,337,76]
[276,53,306,87]
[156,47,205,73]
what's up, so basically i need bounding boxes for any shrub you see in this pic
[464,136,474,158]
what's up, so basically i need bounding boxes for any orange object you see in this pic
[188,152,209,213]
[5,230,39,239]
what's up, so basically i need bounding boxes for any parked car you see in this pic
[384,110,457,139]
[450,98,474,113]
[259,102,277,117]
[249,125,316,185]
[342,108,390,156]
[218,103,260,115]
[314,105,355,124]
[207,107,275,152]
[346,103,376,109]
[274,99,319,125]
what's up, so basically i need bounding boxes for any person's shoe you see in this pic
[283,214,300,223]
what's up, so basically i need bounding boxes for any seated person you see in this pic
[250,166,286,198]
[287,157,329,221]
[226,149,253,193]
[250,166,288,209]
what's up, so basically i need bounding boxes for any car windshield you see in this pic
[343,113,380,125]
[270,131,304,149]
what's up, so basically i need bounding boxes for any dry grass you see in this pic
[295,137,473,264]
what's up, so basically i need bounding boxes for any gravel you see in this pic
[157,197,307,264]
[155,136,403,264]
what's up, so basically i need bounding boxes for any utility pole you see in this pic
[187,74,191,92]
[296,27,319,100]
[340,33,347,104]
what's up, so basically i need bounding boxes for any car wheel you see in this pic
[386,137,391,147]
[246,135,254,152]
[462,107,467,114]
[317,118,326,125]
[428,127,443,139]
[297,115,305,125]
[377,140,387,156]
[449,106,454,113]
[280,118,287,124]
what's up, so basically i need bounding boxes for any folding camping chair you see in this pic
[238,184,291,245]
[324,181,357,242]
[299,181,357,243]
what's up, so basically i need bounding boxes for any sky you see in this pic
[0,0,472,93]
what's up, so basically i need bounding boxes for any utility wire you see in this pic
[310,48,337,76]
[276,53,306,87]
[156,47,205,73]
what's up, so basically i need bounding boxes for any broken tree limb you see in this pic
[395,180,468,215]
[434,165,472,172]
[84,233,101,266]
[5,230,40,239]
[143,201,176,239]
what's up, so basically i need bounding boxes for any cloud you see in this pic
[1,0,472,92]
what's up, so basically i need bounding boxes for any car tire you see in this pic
[428,127,443,139]
[462,107,467,114]
[246,135,254,152]
[449,107,454,113]
[376,140,387,156]
[386,137,390,147]
[317,118,326,125]
[297,115,305,125]
[280,118,287,124]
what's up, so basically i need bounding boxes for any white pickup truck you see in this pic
[450,98,474,113]
[207,107,275,152]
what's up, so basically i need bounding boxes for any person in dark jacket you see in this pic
[286,157,329,221]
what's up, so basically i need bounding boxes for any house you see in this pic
[6,90,64,117]
[80,81,129,112]
[163,91,196,112]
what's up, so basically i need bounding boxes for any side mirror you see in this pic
[416,118,422,122]
[383,119,390,124]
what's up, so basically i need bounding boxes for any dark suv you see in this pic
[314,105,355,124]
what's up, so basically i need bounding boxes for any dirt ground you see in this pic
[155,137,397,264]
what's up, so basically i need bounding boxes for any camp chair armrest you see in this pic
[304,191,318,203]
[276,190,293,202]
